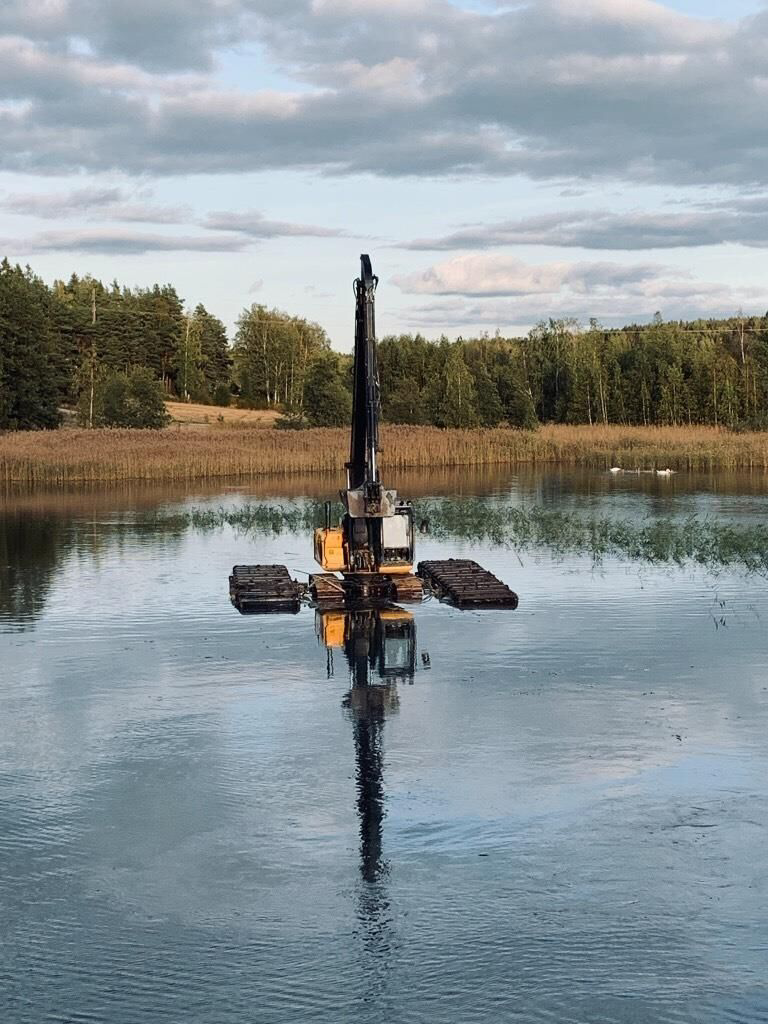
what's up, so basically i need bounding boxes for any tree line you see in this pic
[376,315,768,431]
[2,256,768,431]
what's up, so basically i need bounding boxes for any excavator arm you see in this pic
[348,254,381,497]
[315,254,416,578]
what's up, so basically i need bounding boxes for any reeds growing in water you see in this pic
[139,498,768,576]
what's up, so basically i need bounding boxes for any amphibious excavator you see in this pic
[229,255,518,614]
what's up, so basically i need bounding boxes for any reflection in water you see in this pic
[4,473,768,1021]
[317,607,416,883]
[0,513,70,626]
[0,501,186,628]
[3,465,768,631]
[317,606,418,992]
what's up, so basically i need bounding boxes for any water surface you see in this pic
[2,468,767,1023]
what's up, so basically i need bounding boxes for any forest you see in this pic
[2,257,768,432]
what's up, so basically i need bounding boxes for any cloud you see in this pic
[394,252,765,327]
[0,0,243,72]
[394,253,666,297]
[1,1,768,185]
[401,289,765,332]
[204,209,346,238]
[2,186,123,216]
[0,186,347,253]
[2,228,247,255]
[403,201,768,251]
[1,186,190,223]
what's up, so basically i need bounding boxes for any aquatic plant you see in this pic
[138,499,768,576]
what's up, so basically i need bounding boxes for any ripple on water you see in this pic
[2,475,768,1023]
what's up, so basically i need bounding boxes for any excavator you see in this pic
[229,255,518,614]
[310,254,423,605]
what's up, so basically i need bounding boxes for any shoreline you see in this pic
[2,423,768,487]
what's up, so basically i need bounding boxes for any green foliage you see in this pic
[174,305,231,403]
[195,304,230,397]
[275,411,311,430]
[142,499,768,577]
[0,259,60,430]
[303,353,353,426]
[423,344,480,428]
[78,367,170,429]
[232,304,330,410]
[506,385,539,430]
[469,362,505,427]
[51,275,186,387]
[5,254,768,435]
[377,315,768,430]
[0,260,235,432]
[175,314,206,402]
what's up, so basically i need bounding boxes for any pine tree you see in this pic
[195,304,230,398]
[0,260,59,429]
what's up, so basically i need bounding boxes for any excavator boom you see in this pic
[348,254,380,492]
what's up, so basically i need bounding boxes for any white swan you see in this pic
[609,466,622,474]
[656,467,674,476]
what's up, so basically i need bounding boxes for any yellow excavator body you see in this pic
[314,525,414,575]
[314,527,347,571]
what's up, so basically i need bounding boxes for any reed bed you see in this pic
[2,424,768,487]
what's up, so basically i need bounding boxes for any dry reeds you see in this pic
[2,424,768,488]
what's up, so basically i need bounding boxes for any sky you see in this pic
[2,0,768,349]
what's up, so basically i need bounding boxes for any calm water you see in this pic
[2,468,768,1023]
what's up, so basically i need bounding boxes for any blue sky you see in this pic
[1,0,767,348]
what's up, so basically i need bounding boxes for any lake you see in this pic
[2,467,767,1023]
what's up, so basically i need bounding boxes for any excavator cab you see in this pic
[313,507,415,575]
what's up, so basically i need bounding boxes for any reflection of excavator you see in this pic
[230,255,518,613]
[318,606,419,882]
[317,605,416,690]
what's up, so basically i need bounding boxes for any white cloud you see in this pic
[394,251,766,328]
[395,253,665,297]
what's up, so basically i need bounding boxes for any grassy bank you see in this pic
[2,424,768,487]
